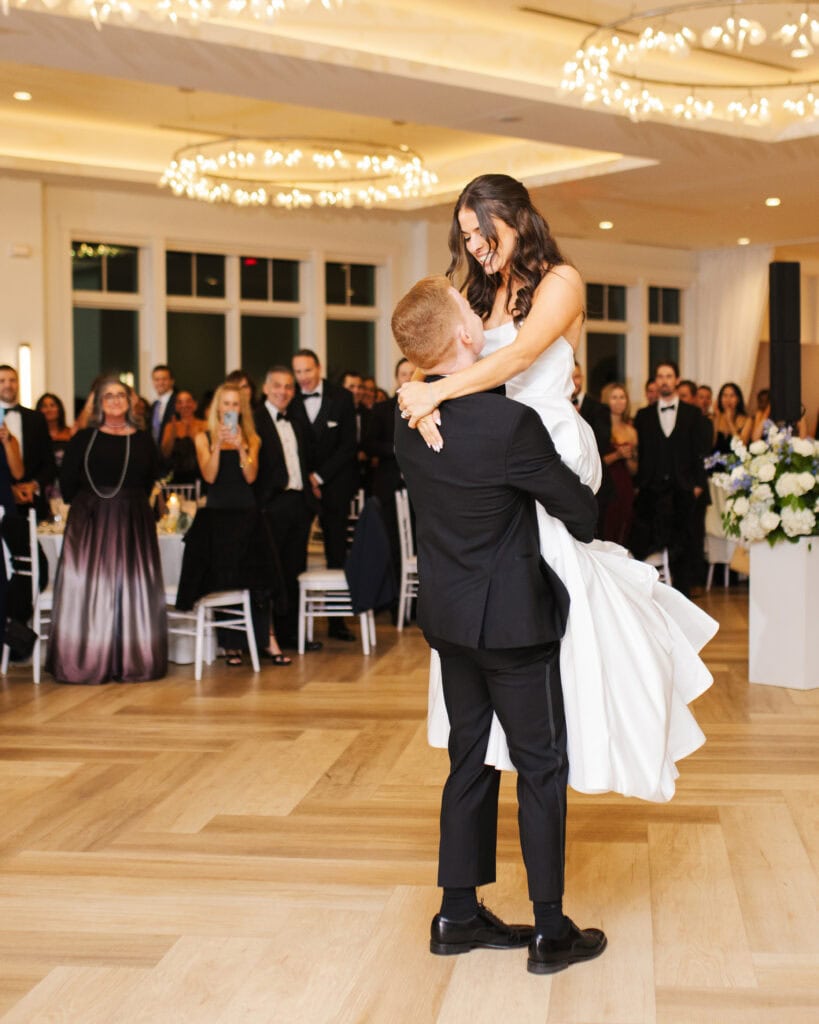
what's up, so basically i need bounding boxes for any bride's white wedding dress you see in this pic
[427,321,718,802]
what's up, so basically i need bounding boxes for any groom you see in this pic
[391,276,606,975]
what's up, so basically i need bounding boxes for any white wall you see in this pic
[0,178,45,404]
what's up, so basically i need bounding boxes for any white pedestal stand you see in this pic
[749,537,819,689]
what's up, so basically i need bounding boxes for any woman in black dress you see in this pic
[175,382,288,666]
[46,376,167,684]
[159,389,207,485]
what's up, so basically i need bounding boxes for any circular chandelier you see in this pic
[159,136,439,209]
[561,1,819,126]
[0,0,342,30]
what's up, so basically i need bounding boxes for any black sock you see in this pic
[533,899,569,938]
[440,887,478,921]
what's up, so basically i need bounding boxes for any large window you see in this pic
[241,316,300,386]
[586,283,626,321]
[72,241,138,294]
[73,308,139,413]
[166,251,225,298]
[240,257,299,302]
[648,285,681,372]
[585,282,627,397]
[326,320,375,381]
[167,312,226,402]
[326,262,375,306]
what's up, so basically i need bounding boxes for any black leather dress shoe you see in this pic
[527,919,607,974]
[303,640,323,652]
[328,624,356,642]
[430,903,534,956]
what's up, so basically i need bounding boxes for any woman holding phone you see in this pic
[176,382,287,666]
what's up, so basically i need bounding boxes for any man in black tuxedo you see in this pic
[341,369,372,495]
[630,361,708,598]
[363,357,415,587]
[290,348,359,641]
[0,364,55,520]
[571,362,613,537]
[392,277,605,976]
[149,364,177,446]
[254,366,322,654]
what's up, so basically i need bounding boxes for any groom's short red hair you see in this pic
[391,276,461,370]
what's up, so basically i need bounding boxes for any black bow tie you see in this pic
[302,391,320,399]
[276,411,289,422]
[660,404,676,412]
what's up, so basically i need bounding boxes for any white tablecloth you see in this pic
[705,478,737,565]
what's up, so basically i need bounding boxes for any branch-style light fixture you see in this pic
[160,136,438,209]
[561,1,819,126]
[0,0,342,29]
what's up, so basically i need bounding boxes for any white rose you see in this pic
[751,483,773,502]
[775,472,802,497]
[759,510,781,533]
[791,437,816,457]
[749,440,768,455]
[732,496,750,516]
[780,506,816,538]
[730,466,748,483]
[757,462,776,483]
[798,471,816,494]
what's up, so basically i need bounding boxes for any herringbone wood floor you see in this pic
[0,590,816,1023]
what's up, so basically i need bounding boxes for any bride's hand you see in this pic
[417,411,443,452]
[398,381,438,428]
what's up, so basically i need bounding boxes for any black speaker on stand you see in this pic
[768,262,801,425]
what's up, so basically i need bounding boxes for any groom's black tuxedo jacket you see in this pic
[394,389,597,650]
[633,401,708,493]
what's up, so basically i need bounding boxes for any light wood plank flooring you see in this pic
[0,590,817,1023]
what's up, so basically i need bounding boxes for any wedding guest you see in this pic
[176,382,281,667]
[643,378,658,407]
[600,383,637,546]
[35,393,72,467]
[571,361,612,537]
[160,388,207,484]
[225,369,258,408]
[46,376,167,684]
[678,380,712,588]
[713,382,752,452]
[361,376,378,410]
[751,388,809,440]
[696,384,713,419]
[630,361,707,598]
[341,369,371,493]
[149,364,176,445]
[0,364,56,520]
[254,367,319,656]
[290,348,358,642]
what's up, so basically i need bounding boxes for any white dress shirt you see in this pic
[300,382,323,424]
[657,395,679,437]
[266,401,303,491]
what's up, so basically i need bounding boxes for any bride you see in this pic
[398,174,717,803]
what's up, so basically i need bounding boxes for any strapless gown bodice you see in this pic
[482,324,602,493]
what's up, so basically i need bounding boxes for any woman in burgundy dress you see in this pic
[47,376,167,684]
[601,382,638,546]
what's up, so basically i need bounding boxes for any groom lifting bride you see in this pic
[392,276,607,974]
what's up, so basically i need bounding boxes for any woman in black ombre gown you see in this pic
[46,376,167,684]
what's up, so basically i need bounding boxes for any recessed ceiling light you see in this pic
[13,91,32,102]
[765,197,781,207]
[737,237,751,245]
[598,220,614,230]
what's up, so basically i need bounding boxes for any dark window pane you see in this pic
[662,287,680,324]
[586,332,625,399]
[649,334,680,375]
[106,246,138,293]
[349,264,375,306]
[326,320,374,382]
[166,251,193,295]
[72,241,103,291]
[167,312,225,402]
[272,259,299,302]
[325,262,348,305]
[240,257,269,301]
[648,286,660,324]
[241,316,299,386]
[586,283,604,320]
[608,285,626,321]
[196,253,225,298]
[73,307,138,406]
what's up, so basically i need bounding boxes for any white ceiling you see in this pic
[0,2,818,251]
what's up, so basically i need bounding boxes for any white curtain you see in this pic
[689,245,772,397]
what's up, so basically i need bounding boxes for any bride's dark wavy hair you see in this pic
[446,174,567,326]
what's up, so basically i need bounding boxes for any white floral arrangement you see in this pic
[708,426,819,546]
